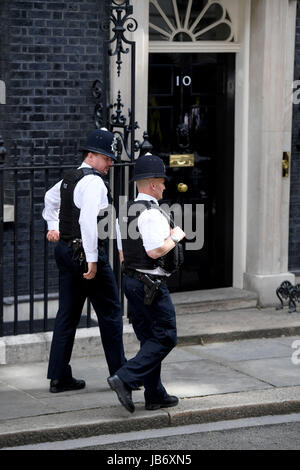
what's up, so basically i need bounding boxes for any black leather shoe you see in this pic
[107,375,135,413]
[145,394,179,410]
[49,377,86,393]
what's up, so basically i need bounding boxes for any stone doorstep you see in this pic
[172,287,258,314]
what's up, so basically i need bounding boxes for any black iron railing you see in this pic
[0,141,83,336]
[0,140,138,336]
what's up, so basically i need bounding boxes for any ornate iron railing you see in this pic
[276,280,300,314]
[0,138,86,336]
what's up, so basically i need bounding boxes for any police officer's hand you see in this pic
[171,226,186,241]
[47,230,60,242]
[83,262,97,280]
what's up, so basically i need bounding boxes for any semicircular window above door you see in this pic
[149,0,235,42]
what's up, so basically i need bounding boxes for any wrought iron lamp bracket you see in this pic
[104,0,138,78]
[94,1,152,161]
[92,79,104,129]
[109,90,139,160]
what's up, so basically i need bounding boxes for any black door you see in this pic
[148,53,235,292]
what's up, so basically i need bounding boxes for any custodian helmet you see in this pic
[81,128,118,161]
[132,154,167,182]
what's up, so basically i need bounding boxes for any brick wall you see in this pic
[289,0,300,273]
[0,0,108,157]
[0,0,109,298]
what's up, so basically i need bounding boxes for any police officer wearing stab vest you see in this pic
[42,128,126,393]
[108,154,186,413]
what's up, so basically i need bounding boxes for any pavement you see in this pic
[1,287,300,449]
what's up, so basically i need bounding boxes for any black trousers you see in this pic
[116,274,177,403]
[47,240,126,380]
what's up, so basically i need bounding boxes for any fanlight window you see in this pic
[149,0,234,42]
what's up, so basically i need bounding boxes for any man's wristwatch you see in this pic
[171,234,180,245]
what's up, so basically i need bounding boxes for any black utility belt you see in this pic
[60,238,80,247]
[124,269,167,284]
[60,238,106,250]
[124,269,167,306]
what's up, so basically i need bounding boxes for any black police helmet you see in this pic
[132,153,167,182]
[81,128,118,161]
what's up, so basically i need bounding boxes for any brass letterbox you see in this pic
[169,154,194,167]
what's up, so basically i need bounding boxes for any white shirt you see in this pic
[42,162,108,262]
[116,193,171,276]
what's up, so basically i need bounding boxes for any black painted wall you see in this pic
[0,0,108,156]
[0,0,109,299]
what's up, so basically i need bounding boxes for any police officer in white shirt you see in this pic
[42,128,126,393]
[108,154,185,413]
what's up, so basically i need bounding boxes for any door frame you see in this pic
[124,0,251,289]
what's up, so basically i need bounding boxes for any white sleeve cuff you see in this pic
[48,221,59,231]
[116,219,123,251]
[84,251,99,263]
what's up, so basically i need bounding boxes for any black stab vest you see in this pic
[120,200,169,271]
[59,167,111,241]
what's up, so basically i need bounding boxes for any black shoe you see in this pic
[107,375,135,413]
[49,377,86,393]
[145,394,179,410]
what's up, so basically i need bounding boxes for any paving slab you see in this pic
[232,357,300,388]
[192,338,293,362]
[161,359,272,398]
